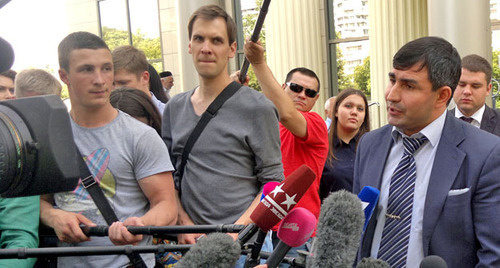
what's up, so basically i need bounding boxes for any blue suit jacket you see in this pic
[354,112,500,267]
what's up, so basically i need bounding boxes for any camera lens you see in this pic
[0,105,36,197]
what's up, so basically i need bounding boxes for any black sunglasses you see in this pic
[286,82,318,98]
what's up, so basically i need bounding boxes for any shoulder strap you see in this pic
[77,152,147,268]
[177,81,242,192]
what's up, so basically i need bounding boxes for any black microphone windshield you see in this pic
[420,255,447,268]
[175,233,241,268]
[0,36,14,72]
[307,190,364,268]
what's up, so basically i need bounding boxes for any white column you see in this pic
[266,0,327,115]
[176,0,222,93]
[428,0,492,106]
[368,0,428,128]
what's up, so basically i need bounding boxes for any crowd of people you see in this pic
[0,3,500,268]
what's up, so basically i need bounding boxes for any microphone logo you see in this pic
[281,222,299,231]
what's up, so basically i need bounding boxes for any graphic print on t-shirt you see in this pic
[73,148,117,200]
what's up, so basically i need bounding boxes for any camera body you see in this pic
[0,95,80,197]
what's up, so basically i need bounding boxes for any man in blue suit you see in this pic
[354,36,500,267]
[451,54,500,137]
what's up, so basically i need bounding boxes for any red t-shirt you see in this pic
[272,111,329,235]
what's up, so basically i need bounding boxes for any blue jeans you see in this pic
[235,232,273,268]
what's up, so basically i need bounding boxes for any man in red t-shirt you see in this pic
[244,39,328,264]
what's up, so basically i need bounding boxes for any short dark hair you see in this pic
[110,87,162,135]
[58,31,109,72]
[285,67,321,92]
[187,5,237,45]
[393,36,461,104]
[159,71,172,78]
[0,69,16,81]
[461,54,492,83]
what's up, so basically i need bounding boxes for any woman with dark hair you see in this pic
[148,64,168,104]
[110,87,162,135]
[319,88,370,200]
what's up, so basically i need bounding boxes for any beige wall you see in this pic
[66,0,99,35]
[158,0,181,95]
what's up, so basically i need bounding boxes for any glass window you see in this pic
[326,0,370,98]
[98,0,163,71]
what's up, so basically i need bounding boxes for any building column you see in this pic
[428,0,492,106]
[368,0,428,128]
[265,0,327,115]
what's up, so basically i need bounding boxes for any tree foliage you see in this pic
[335,32,354,92]
[353,56,370,97]
[493,50,500,108]
[102,26,162,71]
[241,0,265,91]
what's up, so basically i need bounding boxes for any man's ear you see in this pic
[188,42,192,54]
[228,41,237,58]
[436,86,452,107]
[487,82,493,95]
[59,69,70,87]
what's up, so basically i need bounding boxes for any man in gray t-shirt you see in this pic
[162,5,284,245]
[40,31,178,267]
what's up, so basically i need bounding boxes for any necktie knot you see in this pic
[402,136,427,156]
[460,116,473,123]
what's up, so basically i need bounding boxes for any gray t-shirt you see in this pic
[162,85,284,225]
[55,111,174,267]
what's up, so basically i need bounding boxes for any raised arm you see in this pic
[244,39,308,138]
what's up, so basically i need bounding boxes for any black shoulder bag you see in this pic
[177,81,242,194]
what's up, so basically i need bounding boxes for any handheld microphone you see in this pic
[250,165,316,231]
[307,190,364,268]
[357,186,380,232]
[356,257,390,268]
[175,233,241,268]
[420,255,447,268]
[261,181,280,200]
[246,165,316,267]
[265,208,316,268]
[238,0,271,83]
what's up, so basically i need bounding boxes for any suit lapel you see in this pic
[422,113,466,255]
[481,105,496,133]
[371,126,394,189]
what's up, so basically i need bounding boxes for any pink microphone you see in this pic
[265,207,317,268]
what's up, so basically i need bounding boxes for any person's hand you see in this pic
[253,265,268,268]
[108,217,144,245]
[230,70,250,85]
[50,210,95,243]
[244,38,265,65]
[177,233,204,244]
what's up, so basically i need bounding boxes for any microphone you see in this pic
[261,181,280,200]
[175,233,241,268]
[246,165,316,267]
[265,208,316,268]
[250,164,316,231]
[0,36,14,72]
[356,257,390,268]
[307,190,364,268]
[357,186,380,232]
[420,255,447,268]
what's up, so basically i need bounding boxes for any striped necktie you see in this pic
[378,136,428,267]
[460,116,473,124]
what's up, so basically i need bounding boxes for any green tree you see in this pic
[335,33,354,91]
[102,27,163,71]
[353,56,370,97]
[241,0,265,91]
[492,50,500,108]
